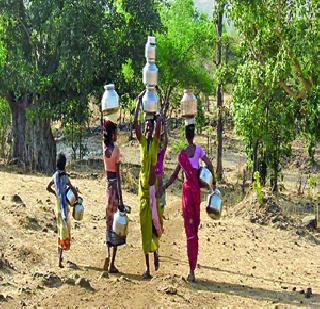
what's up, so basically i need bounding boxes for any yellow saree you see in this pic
[139,135,163,253]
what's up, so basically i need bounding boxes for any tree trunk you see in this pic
[25,115,56,173]
[8,95,56,173]
[215,2,224,182]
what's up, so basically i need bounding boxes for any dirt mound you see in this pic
[232,191,294,230]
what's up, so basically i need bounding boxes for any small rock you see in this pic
[292,287,296,291]
[64,278,76,286]
[305,288,312,298]
[42,228,49,233]
[164,286,177,295]
[12,194,23,204]
[207,238,210,242]
[93,226,97,230]
[33,272,45,280]
[99,271,109,280]
[172,241,177,246]
[42,273,62,288]
[66,261,79,270]
[299,289,305,295]
[120,276,132,282]
[75,278,94,291]
[18,287,33,295]
[1,196,4,200]
[0,294,7,302]
[73,273,81,280]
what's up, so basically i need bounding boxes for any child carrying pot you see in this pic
[46,153,78,268]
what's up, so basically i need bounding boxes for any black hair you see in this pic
[185,124,195,141]
[103,121,117,151]
[56,153,67,171]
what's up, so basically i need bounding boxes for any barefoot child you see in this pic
[46,153,78,268]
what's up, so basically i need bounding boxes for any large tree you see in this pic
[229,0,319,190]
[0,0,162,172]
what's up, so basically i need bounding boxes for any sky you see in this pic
[194,0,214,16]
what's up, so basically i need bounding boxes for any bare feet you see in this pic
[154,252,159,271]
[109,264,119,273]
[103,257,110,271]
[187,271,196,283]
[143,271,152,280]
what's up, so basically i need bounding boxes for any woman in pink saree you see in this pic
[161,124,215,282]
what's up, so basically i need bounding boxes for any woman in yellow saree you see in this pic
[134,91,163,279]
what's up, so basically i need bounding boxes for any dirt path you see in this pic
[1,171,320,308]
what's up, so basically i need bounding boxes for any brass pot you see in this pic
[181,89,197,118]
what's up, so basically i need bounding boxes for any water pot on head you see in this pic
[145,36,156,61]
[142,86,158,114]
[181,89,197,118]
[101,84,119,116]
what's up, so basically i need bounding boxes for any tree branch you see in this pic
[279,80,306,100]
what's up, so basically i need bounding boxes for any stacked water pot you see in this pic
[142,36,159,119]
[181,89,197,126]
[101,83,119,124]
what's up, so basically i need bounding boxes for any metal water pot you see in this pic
[198,166,213,189]
[142,86,158,113]
[72,198,84,221]
[112,210,129,237]
[143,60,158,86]
[145,36,156,60]
[66,187,76,206]
[184,118,195,126]
[101,84,119,115]
[206,189,222,220]
[181,89,197,117]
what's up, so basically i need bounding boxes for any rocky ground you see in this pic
[1,169,320,308]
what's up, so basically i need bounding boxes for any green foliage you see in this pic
[156,0,214,115]
[195,98,205,132]
[229,0,319,190]
[171,125,187,154]
[252,171,263,204]
[0,0,162,123]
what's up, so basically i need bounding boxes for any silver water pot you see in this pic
[101,84,119,115]
[66,187,76,206]
[198,166,213,189]
[181,89,197,118]
[142,86,158,113]
[184,118,195,126]
[206,189,222,220]
[112,210,129,237]
[72,198,84,221]
[143,60,158,86]
[145,36,156,60]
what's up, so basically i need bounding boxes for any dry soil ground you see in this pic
[1,169,320,308]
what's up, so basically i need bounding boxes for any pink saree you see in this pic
[178,149,201,271]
